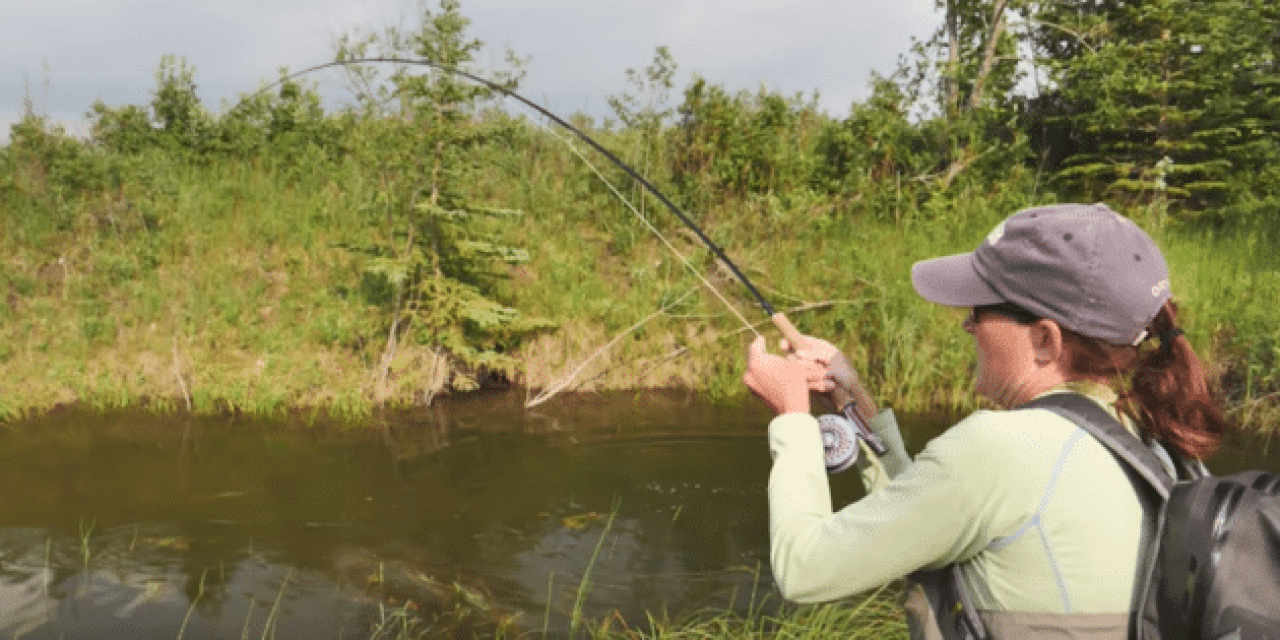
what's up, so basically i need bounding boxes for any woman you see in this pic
[743,203,1230,639]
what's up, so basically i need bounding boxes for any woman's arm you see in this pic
[767,412,1002,602]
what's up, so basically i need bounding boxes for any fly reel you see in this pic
[817,414,862,474]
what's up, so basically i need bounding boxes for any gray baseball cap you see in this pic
[911,203,1171,345]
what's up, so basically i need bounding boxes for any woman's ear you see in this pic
[1030,319,1065,367]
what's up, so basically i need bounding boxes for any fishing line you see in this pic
[261,58,893,461]
[529,117,761,338]
[261,57,780,321]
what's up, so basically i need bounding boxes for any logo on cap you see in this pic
[987,221,1006,245]
[1151,279,1170,298]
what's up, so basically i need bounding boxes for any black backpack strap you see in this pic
[1022,394,1175,498]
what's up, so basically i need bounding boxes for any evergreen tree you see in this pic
[1030,0,1280,212]
[334,0,548,392]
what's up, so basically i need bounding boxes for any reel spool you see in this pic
[817,414,862,474]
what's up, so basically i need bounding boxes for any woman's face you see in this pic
[964,307,1043,408]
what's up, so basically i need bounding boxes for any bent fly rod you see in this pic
[262,57,887,458]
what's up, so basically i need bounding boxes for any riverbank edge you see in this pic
[0,341,774,426]
[1,334,1270,434]
[0,281,1272,428]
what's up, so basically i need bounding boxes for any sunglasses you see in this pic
[968,302,1040,325]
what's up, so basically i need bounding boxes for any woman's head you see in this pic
[912,204,1230,458]
[912,203,1172,347]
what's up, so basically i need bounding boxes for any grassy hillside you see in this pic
[3,107,1278,429]
[4,5,1280,428]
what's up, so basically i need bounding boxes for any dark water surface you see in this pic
[0,391,1272,638]
[0,391,806,638]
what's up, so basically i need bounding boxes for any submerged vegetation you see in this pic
[2,0,1279,431]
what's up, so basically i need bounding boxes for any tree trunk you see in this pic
[969,0,1010,110]
[946,0,961,118]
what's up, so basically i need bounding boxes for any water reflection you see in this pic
[3,392,1267,637]
[0,524,393,638]
[0,391,812,637]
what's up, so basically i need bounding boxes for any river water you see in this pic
[0,390,1272,638]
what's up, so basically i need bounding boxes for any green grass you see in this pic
[570,498,621,638]
[562,501,907,639]
[605,585,908,639]
[2,118,1279,433]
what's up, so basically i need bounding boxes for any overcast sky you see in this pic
[4,0,941,142]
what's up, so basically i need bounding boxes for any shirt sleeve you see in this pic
[856,408,912,490]
[767,411,1009,603]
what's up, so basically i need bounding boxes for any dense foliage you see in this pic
[2,0,1279,422]
[1028,0,1280,213]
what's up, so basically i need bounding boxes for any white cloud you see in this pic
[2,0,940,143]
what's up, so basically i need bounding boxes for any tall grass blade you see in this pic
[176,568,207,640]
[259,568,292,640]
[569,496,620,637]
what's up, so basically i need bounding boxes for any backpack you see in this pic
[917,393,1280,640]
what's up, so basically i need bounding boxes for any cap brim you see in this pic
[911,253,1005,307]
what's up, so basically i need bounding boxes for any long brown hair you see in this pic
[1059,301,1231,460]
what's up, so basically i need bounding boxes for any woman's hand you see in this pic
[743,336,828,415]
[780,335,841,392]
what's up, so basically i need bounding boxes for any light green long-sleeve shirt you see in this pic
[767,387,1147,619]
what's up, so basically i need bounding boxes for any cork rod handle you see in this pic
[770,313,808,354]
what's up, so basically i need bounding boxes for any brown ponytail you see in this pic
[1126,302,1230,459]
[1059,301,1231,460]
